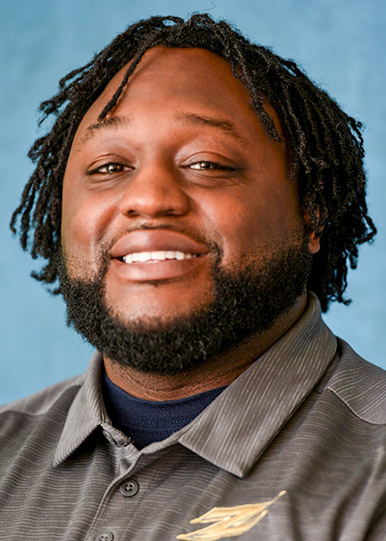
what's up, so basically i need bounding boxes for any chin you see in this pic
[104,283,215,329]
[110,301,212,332]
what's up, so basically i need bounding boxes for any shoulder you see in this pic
[326,338,386,425]
[0,375,85,469]
[0,374,84,417]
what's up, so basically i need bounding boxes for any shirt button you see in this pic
[95,532,114,541]
[102,430,116,444]
[119,479,139,497]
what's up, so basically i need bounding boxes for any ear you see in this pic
[304,213,321,255]
[308,230,321,255]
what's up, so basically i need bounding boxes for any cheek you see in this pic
[197,186,302,265]
[61,187,116,277]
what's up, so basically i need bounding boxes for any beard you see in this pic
[59,234,311,375]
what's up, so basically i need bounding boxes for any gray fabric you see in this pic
[0,293,385,540]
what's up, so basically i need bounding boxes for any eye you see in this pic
[189,161,236,171]
[88,162,128,175]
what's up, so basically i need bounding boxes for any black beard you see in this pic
[59,238,311,375]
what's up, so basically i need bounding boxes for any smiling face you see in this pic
[62,47,313,328]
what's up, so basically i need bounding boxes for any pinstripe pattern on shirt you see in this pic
[0,293,385,540]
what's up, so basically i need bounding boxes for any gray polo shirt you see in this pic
[0,293,385,540]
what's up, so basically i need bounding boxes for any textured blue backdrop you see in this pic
[1,0,385,403]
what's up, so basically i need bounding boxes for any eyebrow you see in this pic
[78,111,249,148]
[174,112,249,146]
[78,116,130,147]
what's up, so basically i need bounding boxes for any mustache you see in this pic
[58,223,223,288]
[85,223,223,280]
[102,222,223,260]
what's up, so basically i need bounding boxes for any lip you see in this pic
[108,229,210,283]
[110,256,207,282]
[109,229,209,259]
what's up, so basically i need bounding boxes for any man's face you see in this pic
[62,47,309,330]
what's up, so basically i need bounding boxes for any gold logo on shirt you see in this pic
[176,490,287,540]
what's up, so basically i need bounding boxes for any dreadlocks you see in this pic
[10,13,376,312]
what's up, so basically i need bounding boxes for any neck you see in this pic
[104,292,307,401]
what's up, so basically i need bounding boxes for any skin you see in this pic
[62,47,320,400]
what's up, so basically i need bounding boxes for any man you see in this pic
[1,13,385,541]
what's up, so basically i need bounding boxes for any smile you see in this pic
[122,251,199,264]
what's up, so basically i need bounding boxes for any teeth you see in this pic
[122,251,196,264]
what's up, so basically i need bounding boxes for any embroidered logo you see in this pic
[176,490,287,540]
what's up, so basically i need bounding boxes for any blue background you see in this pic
[1,0,385,404]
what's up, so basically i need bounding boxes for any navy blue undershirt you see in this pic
[102,371,226,449]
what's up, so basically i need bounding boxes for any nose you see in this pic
[118,162,190,219]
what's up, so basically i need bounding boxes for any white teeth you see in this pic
[122,251,195,264]
[137,252,149,262]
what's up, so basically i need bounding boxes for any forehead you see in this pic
[73,46,281,140]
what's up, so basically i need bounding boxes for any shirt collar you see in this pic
[178,292,337,476]
[54,292,336,472]
[54,351,111,466]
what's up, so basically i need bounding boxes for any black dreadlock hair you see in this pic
[10,13,376,312]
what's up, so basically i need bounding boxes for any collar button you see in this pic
[95,532,114,541]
